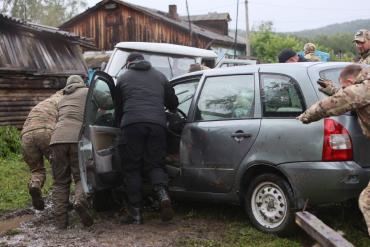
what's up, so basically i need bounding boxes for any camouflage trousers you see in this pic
[359,181,370,236]
[21,129,52,189]
[50,143,87,225]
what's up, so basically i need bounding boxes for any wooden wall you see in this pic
[62,4,210,51]
[192,20,229,36]
[0,74,66,129]
[0,25,87,129]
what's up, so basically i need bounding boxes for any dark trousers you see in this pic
[50,143,86,223]
[119,123,168,206]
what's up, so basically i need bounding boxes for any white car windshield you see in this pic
[106,49,196,79]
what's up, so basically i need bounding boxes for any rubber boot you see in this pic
[74,202,94,227]
[28,182,45,211]
[54,214,68,230]
[120,205,143,225]
[153,185,174,222]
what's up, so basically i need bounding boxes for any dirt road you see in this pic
[0,205,228,247]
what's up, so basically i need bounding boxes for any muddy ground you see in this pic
[0,202,230,247]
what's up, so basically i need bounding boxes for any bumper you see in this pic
[279,161,370,208]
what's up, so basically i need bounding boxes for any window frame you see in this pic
[83,71,116,128]
[173,76,202,117]
[193,73,256,122]
[259,72,307,118]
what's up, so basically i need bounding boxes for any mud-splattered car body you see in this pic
[78,62,370,234]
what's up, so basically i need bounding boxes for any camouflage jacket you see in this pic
[301,75,370,138]
[359,50,370,65]
[50,83,88,145]
[21,90,63,136]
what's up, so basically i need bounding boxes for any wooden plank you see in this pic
[295,211,354,247]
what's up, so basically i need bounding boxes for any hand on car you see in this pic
[317,78,336,96]
[296,113,310,124]
[317,78,332,88]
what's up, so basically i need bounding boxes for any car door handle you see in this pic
[231,132,251,143]
[231,132,251,138]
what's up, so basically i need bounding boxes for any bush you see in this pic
[0,126,21,158]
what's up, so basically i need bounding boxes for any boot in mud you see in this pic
[74,203,94,227]
[120,206,143,225]
[153,185,174,222]
[54,214,68,230]
[28,182,45,211]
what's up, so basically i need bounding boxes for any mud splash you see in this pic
[0,214,33,235]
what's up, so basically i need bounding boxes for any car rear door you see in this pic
[180,72,261,193]
[78,71,120,194]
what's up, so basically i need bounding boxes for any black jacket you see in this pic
[114,60,179,128]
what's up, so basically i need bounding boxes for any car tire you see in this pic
[245,173,295,235]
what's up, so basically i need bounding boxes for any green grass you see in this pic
[0,154,52,214]
[174,202,370,247]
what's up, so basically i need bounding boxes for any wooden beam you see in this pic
[295,211,354,247]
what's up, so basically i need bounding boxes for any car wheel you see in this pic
[245,173,295,235]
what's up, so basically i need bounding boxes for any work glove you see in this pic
[317,78,337,96]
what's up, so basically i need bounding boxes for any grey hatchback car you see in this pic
[78,62,370,234]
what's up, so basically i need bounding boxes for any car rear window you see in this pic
[319,68,342,88]
[260,73,305,117]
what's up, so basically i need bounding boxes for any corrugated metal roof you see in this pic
[0,13,88,75]
[0,13,95,49]
[180,13,231,22]
[60,0,245,46]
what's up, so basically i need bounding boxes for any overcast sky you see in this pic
[86,0,370,32]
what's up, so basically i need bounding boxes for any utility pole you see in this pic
[245,0,251,56]
[234,0,239,58]
[186,0,193,46]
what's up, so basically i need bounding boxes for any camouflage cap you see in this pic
[353,29,370,43]
[304,43,316,53]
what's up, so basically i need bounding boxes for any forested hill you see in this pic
[289,19,370,38]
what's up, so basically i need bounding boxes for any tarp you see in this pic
[298,50,330,62]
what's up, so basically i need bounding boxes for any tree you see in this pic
[0,0,87,27]
[251,22,304,63]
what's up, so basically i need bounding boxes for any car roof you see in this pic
[115,42,218,59]
[170,62,351,82]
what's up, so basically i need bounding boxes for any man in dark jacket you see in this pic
[115,52,179,224]
[278,48,308,63]
[50,75,93,229]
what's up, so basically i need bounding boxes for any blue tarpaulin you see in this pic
[298,50,330,61]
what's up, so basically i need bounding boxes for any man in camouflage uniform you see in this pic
[49,75,93,229]
[297,64,370,236]
[21,90,63,210]
[303,43,321,62]
[354,29,370,65]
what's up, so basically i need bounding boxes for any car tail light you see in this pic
[322,118,353,161]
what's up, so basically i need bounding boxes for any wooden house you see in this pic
[0,14,94,128]
[59,0,245,56]
[180,12,231,36]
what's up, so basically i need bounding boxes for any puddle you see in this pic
[0,214,33,235]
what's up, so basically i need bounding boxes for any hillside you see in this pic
[288,19,370,38]
[230,19,370,38]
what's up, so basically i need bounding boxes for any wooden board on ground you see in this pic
[295,211,354,247]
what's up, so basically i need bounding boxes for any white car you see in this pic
[104,42,218,80]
